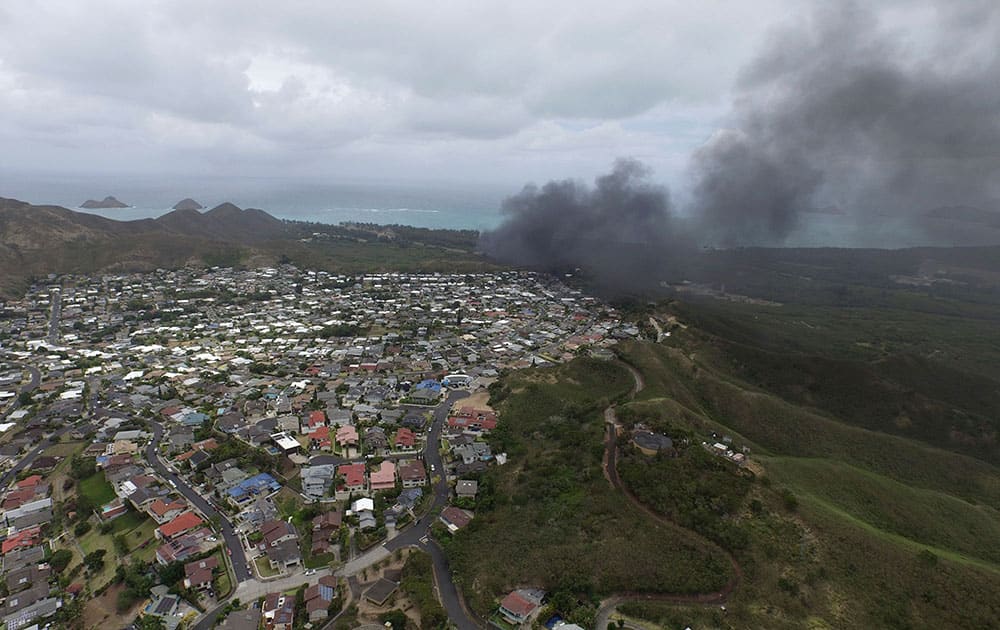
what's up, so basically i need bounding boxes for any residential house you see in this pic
[262,592,295,630]
[155,528,212,565]
[216,412,248,434]
[439,507,473,534]
[1,527,41,554]
[260,520,301,571]
[336,463,366,498]
[334,425,358,453]
[303,576,338,622]
[364,427,388,455]
[308,426,332,451]
[456,479,478,499]
[183,556,219,593]
[369,461,396,492]
[448,406,498,433]
[270,432,300,454]
[397,460,426,488]
[226,473,281,507]
[147,499,187,524]
[498,589,544,626]
[301,465,337,500]
[156,511,204,540]
[393,427,416,452]
[5,564,50,594]
[327,408,352,427]
[351,497,377,531]
[311,510,342,556]
[218,608,262,630]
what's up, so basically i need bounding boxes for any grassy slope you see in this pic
[441,358,734,616]
[695,336,1000,465]
[79,471,116,505]
[614,334,1000,628]
[766,457,1000,568]
[621,341,1000,508]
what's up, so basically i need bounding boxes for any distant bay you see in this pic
[1,174,509,231]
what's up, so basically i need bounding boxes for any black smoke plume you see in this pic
[482,2,1000,284]
[479,159,687,292]
[691,2,1000,245]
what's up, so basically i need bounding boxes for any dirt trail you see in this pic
[596,360,743,629]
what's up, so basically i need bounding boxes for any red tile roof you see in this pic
[2,527,41,554]
[394,428,415,447]
[15,475,43,489]
[338,463,365,488]
[158,511,204,539]
[149,499,187,517]
[500,591,537,618]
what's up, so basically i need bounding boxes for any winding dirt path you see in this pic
[596,360,743,629]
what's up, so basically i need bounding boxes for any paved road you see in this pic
[385,391,468,550]
[384,390,483,630]
[0,364,41,422]
[48,286,61,344]
[146,421,252,583]
[189,390,482,629]
[192,567,335,630]
[0,423,74,488]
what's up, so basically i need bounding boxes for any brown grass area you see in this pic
[82,583,144,629]
[453,390,493,412]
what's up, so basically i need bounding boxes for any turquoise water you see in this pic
[2,174,509,231]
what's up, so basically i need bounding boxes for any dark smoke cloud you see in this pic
[482,2,1000,281]
[691,1,1000,244]
[479,158,685,290]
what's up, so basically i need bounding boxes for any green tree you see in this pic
[50,549,73,573]
[84,549,106,573]
[135,614,166,630]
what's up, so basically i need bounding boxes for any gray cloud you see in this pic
[689,1,1000,245]
[0,0,776,181]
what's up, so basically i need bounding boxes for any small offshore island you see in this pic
[80,196,128,209]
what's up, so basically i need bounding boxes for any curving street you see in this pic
[181,388,482,629]
[382,389,481,630]
[145,421,252,583]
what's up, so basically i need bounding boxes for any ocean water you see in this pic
[1,174,510,231]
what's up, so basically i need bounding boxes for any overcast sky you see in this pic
[0,0,984,196]
[0,0,794,189]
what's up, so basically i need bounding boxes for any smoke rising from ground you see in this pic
[482,2,1000,275]
[479,158,685,290]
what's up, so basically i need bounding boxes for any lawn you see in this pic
[254,555,279,578]
[79,471,115,506]
[110,510,146,534]
[76,528,118,588]
[43,440,86,459]
[212,551,233,598]
[125,520,160,563]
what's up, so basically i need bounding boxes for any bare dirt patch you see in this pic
[453,390,493,412]
[82,583,144,629]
